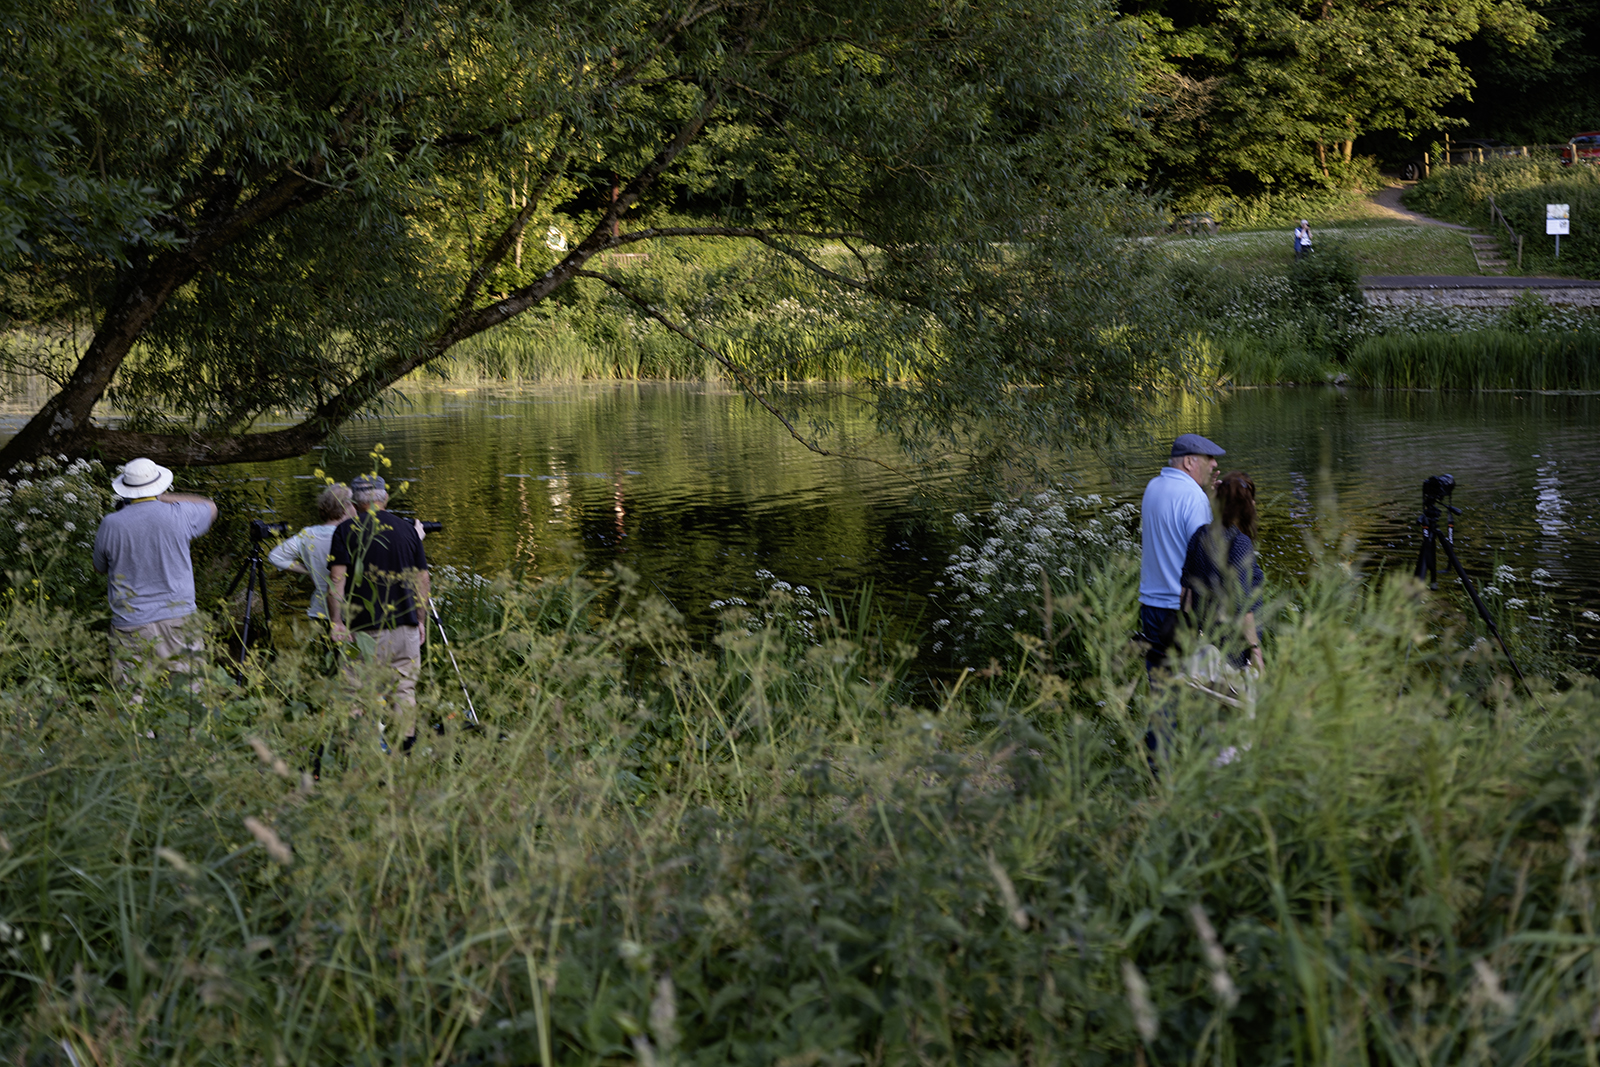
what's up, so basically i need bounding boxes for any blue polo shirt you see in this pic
[1139,466,1213,610]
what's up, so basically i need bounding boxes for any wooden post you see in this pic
[1423,151,1430,179]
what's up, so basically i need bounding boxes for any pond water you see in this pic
[226,383,1600,663]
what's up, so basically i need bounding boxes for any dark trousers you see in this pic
[1140,605,1179,674]
[1139,605,1180,764]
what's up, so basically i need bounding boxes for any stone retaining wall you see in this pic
[1362,286,1600,308]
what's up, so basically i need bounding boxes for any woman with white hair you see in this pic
[267,482,356,622]
[1293,219,1312,261]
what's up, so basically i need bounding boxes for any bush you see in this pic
[930,489,1138,666]
[1497,175,1600,277]
[1403,157,1574,222]
[0,455,111,614]
[1286,240,1362,323]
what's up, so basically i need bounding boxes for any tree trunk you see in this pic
[1341,140,1353,163]
[1316,141,1329,177]
[0,255,200,470]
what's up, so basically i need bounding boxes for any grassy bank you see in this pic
[4,487,1600,1062]
[1404,160,1600,278]
[1160,222,1479,277]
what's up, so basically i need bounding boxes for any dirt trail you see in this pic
[1368,185,1471,230]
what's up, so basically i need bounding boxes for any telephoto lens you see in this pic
[250,519,290,540]
[420,521,444,533]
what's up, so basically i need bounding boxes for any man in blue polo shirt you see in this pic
[1139,433,1224,674]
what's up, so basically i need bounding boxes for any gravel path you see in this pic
[1369,185,1471,230]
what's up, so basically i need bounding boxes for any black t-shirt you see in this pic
[328,509,429,631]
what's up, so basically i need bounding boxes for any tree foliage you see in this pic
[1126,0,1544,195]
[0,0,1177,474]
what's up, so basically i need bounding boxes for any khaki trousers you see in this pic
[344,625,422,738]
[110,614,206,700]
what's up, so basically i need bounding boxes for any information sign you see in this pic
[1548,204,1572,256]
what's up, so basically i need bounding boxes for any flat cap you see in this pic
[1171,432,1226,458]
[350,474,388,493]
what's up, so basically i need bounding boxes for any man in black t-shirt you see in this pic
[328,474,430,747]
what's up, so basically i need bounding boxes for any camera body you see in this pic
[1422,473,1455,508]
[250,518,290,541]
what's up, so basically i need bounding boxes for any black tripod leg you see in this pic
[1414,522,1437,588]
[240,560,256,658]
[1436,535,1529,688]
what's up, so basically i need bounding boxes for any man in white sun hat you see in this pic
[92,457,217,693]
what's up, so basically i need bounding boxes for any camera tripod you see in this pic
[1414,475,1527,688]
[226,531,276,677]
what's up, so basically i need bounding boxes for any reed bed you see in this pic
[4,546,1600,1064]
[1347,329,1600,390]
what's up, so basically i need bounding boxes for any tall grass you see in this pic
[431,315,906,385]
[1347,329,1600,389]
[4,544,1600,1063]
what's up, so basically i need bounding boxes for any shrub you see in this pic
[1403,157,1574,222]
[931,489,1138,666]
[0,455,110,614]
[1497,174,1600,277]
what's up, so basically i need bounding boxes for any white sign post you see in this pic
[1547,203,1571,258]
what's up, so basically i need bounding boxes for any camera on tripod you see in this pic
[1422,474,1455,509]
[1413,472,1527,687]
[250,518,290,541]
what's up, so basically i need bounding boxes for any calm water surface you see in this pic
[226,383,1599,659]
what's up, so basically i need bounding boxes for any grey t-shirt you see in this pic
[266,522,339,619]
[92,499,214,628]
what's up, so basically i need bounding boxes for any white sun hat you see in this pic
[111,457,175,499]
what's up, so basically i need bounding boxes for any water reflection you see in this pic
[210,384,1600,661]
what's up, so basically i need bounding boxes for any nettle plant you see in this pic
[932,489,1138,665]
[0,456,110,612]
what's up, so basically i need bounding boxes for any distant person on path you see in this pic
[92,458,218,694]
[1139,433,1223,675]
[268,483,357,624]
[327,475,430,750]
[1181,471,1265,671]
[1293,219,1313,261]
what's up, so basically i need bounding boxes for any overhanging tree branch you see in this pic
[575,268,911,479]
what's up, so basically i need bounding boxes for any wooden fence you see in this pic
[1413,143,1570,178]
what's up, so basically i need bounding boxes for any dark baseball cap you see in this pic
[1171,433,1225,458]
[350,474,388,493]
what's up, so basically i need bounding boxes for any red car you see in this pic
[1562,132,1600,165]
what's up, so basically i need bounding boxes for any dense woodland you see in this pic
[1126,0,1600,196]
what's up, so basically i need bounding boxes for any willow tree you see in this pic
[0,0,1176,472]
